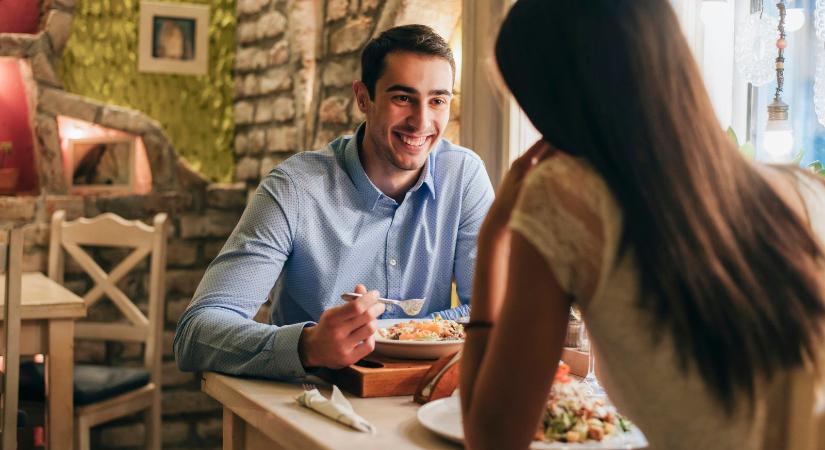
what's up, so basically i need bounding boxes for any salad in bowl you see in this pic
[373,316,465,359]
[377,315,465,341]
[536,364,634,443]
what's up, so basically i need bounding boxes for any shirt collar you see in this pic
[343,124,437,210]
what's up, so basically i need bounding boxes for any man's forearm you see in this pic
[174,306,313,379]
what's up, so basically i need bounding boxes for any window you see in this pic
[674,0,823,166]
[751,0,823,165]
[464,0,823,184]
[460,0,541,185]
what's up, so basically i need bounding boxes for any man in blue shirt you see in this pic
[174,24,494,379]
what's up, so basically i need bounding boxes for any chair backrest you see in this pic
[47,211,168,384]
[1,225,24,449]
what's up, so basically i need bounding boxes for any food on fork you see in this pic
[377,316,465,341]
[534,372,634,443]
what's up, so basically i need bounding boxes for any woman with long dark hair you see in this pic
[459,1,825,449]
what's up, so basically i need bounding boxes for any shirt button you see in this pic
[389,258,397,266]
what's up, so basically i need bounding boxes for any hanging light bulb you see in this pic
[785,8,805,33]
[763,0,796,163]
[783,0,806,32]
[701,0,731,25]
[764,100,795,161]
[785,8,806,32]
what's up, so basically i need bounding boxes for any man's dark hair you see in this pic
[360,24,455,99]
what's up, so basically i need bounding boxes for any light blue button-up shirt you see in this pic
[174,126,494,379]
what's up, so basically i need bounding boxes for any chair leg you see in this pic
[144,392,161,450]
[75,416,91,450]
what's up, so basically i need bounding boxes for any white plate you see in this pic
[417,396,649,449]
[373,319,464,360]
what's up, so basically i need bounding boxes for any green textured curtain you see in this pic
[59,0,236,181]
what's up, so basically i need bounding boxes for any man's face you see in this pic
[355,51,453,172]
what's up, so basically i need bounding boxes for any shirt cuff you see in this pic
[267,321,316,379]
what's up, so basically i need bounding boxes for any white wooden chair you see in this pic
[1,226,24,450]
[47,210,168,450]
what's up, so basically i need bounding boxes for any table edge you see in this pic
[202,372,334,450]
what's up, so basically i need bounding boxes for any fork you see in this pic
[340,292,425,316]
[302,382,317,392]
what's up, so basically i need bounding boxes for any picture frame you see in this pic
[68,137,136,193]
[138,1,209,75]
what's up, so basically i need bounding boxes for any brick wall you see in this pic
[1,1,233,444]
[2,0,461,447]
[2,176,243,449]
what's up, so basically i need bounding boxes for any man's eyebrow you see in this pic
[385,85,454,97]
[385,84,418,94]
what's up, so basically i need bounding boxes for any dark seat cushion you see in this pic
[20,362,150,406]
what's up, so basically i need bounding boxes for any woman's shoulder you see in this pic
[752,164,825,252]
[526,151,613,214]
[791,169,825,239]
[513,151,618,303]
[531,151,598,180]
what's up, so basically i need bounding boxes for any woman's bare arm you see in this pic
[461,230,570,450]
[459,141,552,417]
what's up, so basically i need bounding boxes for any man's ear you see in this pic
[352,81,371,113]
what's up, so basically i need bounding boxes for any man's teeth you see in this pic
[399,134,428,146]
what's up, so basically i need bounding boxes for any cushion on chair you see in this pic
[19,362,150,406]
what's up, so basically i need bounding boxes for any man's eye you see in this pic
[432,98,448,106]
[394,95,411,103]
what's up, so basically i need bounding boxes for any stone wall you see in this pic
[1,1,231,447]
[56,0,238,182]
[3,1,461,447]
[4,188,232,449]
[3,177,241,449]
[233,0,462,187]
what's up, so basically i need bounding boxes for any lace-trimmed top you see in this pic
[509,153,825,450]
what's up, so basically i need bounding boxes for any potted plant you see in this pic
[809,161,825,177]
[0,140,19,194]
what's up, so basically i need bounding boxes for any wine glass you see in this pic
[578,323,605,396]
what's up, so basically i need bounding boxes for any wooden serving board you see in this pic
[319,354,435,398]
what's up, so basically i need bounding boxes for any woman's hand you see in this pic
[482,140,552,238]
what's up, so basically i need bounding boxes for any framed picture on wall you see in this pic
[68,137,136,193]
[138,1,209,75]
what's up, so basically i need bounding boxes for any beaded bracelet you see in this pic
[464,321,493,330]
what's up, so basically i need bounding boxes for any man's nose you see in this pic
[407,103,430,130]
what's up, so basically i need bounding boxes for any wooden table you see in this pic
[1,272,86,450]
[202,372,460,450]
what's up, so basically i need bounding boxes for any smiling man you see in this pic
[174,25,494,379]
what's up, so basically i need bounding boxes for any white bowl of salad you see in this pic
[373,317,465,359]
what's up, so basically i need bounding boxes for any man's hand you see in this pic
[298,284,386,369]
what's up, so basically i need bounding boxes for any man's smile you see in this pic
[393,131,433,151]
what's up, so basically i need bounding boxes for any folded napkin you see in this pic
[295,385,376,434]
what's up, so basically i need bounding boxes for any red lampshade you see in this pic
[0,0,41,34]
[0,58,39,194]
